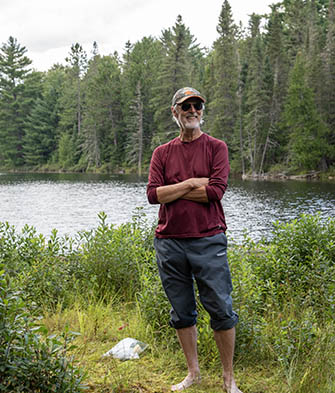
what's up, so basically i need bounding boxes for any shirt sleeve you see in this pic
[146,146,165,204]
[205,140,230,201]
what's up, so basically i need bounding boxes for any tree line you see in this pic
[0,0,334,176]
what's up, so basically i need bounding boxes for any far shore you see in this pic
[1,167,335,182]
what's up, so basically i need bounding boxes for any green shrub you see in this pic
[0,265,86,392]
[256,214,335,317]
[1,210,156,309]
[77,210,155,301]
[136,254,171,335]
[17,255,82,311]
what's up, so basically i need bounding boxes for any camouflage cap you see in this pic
[172,87,206,106]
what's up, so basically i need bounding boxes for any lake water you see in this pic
[0,172,334,243]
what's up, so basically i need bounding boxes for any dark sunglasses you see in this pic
[179,101,203,111]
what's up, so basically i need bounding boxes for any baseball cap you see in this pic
[172,87,206,106]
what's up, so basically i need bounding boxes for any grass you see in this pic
[42,299,332,393]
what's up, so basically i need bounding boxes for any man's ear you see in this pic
[171,105,177,116]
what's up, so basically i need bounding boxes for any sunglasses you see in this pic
[179,101,203,111]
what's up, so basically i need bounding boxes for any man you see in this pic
[147,87,242,393]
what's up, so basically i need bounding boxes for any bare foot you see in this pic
[224,378,243,393]
[171,373,201,391]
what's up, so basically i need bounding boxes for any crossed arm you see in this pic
[156,177,209,204]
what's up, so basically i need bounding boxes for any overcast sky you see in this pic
[0,0,274,71]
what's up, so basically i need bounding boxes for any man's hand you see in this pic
[156,177,209,204]
[182,185,209,203]
[183,177,209,189]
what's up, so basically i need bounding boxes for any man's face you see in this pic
[173,98,204,130]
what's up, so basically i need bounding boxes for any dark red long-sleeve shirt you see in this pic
[147,133,230,238]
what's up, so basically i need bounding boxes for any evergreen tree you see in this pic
[206,0,239,148]
[322,0,335,166]
[243,15,272,175]
[0,37,33,167]
[23,67,65,166]
[58,132,77,169]
[261,4,290,171]
[121,36,162,173]
[126,80,144,175]
[282,52,329,170]
[305,0,325,109]
[151,15,204,146]
[64,43,87,135]
[282,0,310,61]
[81,53,123,170]
[57,43,88,169]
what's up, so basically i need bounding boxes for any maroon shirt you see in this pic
[147,133,230,238]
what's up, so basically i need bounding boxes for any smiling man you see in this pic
[147,87,243,393]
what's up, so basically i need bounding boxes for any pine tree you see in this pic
[151,15,204,146]
[206,0,239,148]
[122,36,162,173]
[23,67,65,166]
[282,0,310,61]
[282,52,329,170]
[0,37,33,167]
[305,0,325,109]
[260,4,290,172]
[58,132,77,169]
[126,81,144,175]
[243,15,272,175]
[81,53,123,169]
[60,43,87,135]
[322,0,335,166]
[57,43,88,169]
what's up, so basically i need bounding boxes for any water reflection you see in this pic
[0,173,334,243]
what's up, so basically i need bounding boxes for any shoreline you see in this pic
[241,171,335,181]
[1,168,335,182]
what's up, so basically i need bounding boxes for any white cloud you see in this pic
[0,0,273,71]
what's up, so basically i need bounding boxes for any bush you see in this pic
[228,235,266,359]
[256,214,335,317]
[226,214,335,366]
[1,210,156,309]
[136,254,171,335]
[77,210,155,301]
[0,265,86,392]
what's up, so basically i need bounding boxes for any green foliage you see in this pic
[228,235,265,356]
[23,67,65,166]
[77,210,155,301]
[242,14,272,174]
[151,15,204,146]
[2,1,335,173]
[122,37,162,173]
[227,214,335,370]
[0,266,86,392]
[58,132,77,169]
[1,213,335,391]
[206,0,239,145]
[0,37,37,167]
[1,210,156,309]
[282,52,329,170]
[136,254,171,335]
[258,214,335,316]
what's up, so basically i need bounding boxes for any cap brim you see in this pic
[176,95,206,104]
